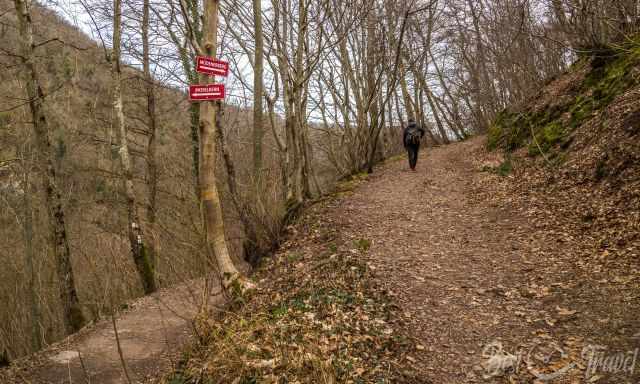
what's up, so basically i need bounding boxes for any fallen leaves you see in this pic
[164,198,420,384]
[555,306,578,317]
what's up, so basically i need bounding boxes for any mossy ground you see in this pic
[488,37,640,158]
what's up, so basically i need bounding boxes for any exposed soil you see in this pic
[3,136,638,383]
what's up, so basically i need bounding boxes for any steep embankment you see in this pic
[487,41,640,254]
[0,1,205,359]
[0,1,256,360]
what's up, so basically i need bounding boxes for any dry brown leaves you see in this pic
[165,184,421,384]
[470,82,640,383]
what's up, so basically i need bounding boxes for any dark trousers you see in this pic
[406,144,420,170]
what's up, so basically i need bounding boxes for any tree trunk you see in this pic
[21,158,42,349]
[365,1,380,172]
[189,102,200,194]
[252,0,264,182]
[13,0,85,334]
[398,62,415,120]
[143,0,159,279]
[199,0,243,289]
[290,0,308,203]
[424,87,450,144]
[112,0,156,294]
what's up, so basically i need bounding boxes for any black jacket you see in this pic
[403,121,425,147]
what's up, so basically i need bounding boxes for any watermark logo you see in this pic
[481,342,518,377]
[525,342,576,381]
[582,345,638,379]
[481,341,639,381]
[480,341,575,381]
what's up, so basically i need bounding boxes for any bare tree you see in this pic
[111,0,157,294]
[143,0,160,275]
[182,0,246,289]
[252,0,265,181]
[12,0,85,334]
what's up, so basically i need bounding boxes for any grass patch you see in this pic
[353,238,371,252]
[335,172,369,197]
[528,121,565,156]
[482,157,513,177]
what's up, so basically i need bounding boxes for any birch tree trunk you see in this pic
[13,0,85,334]
[199,0,243,289]
[293,0,307,201]
[111,0,156,294]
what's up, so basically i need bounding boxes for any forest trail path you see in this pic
[334,136,546,382]
[5,280,220,383]
[331,137,635,383]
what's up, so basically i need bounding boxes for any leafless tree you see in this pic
[12,0,86,334]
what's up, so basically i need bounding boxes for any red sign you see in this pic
[196,56,229,77]
[189,84,225,101]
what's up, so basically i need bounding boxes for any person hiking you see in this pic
[403,118,425,171]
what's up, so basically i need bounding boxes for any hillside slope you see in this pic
[487,40,639,261]
[0,1,208,359]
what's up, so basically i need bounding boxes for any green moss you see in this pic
[481,157,513,176]
[69,303,86,332]
[137,244,157,294]
[287,252,303,263]
[487,110,511,149]
[0,112,11,127]
[62,54,74,79]
[490,38,640,160]
[528,121,566,155]
[55,135,66,160]
[487,123,502,150]
[496,158,512,176]
[269,303,288,319]
[569,97,594,128]
[166,373,190,384]
[595,155,609,180]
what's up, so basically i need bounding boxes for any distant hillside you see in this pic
[0,0,206,359]
[0,1,270,359]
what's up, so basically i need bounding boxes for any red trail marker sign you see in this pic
[196,56,229,77]
[189,84,225,101]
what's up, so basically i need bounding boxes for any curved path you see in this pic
[2,279,221,383]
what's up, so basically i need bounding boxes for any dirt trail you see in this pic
[334,138,545,382]
[332,137,638,383]
[3,279,221,384]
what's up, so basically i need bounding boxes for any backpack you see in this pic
[406,125,422,146]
